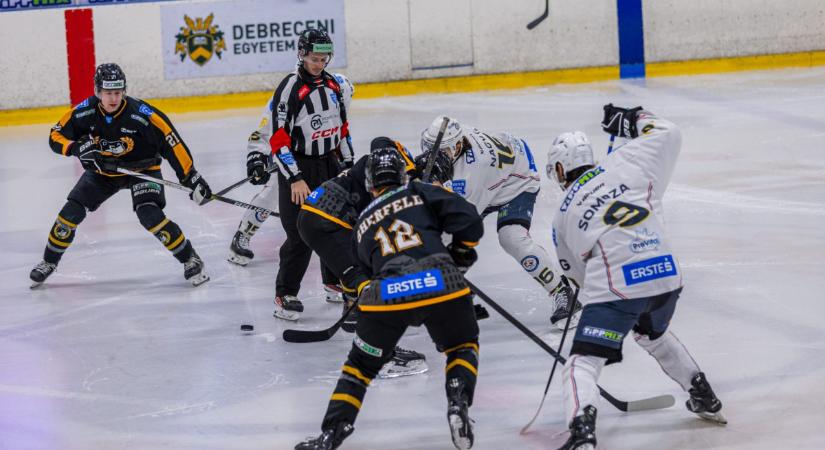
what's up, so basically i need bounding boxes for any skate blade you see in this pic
[190,273,210,287]
[273,309,301,321]
[553,312,581,331]
[29,281,44,289]
[378,360,429,379]
[697,410,727,425]
[227,254,250,266]
[448,414,472,450]
[324,293,344,303]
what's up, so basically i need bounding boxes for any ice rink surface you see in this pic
[2,67,825,450]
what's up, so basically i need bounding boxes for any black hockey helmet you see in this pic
[94,63,127,91]
[297,28,333,61]
[366,137,408,192]
[414,149,454,184]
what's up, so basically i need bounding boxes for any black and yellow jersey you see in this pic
[49,95,196,180]
[300,141,416,230]
[352,180,483,312]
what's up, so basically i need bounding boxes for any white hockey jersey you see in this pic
[552,113,683,306]
[446,127,540,213]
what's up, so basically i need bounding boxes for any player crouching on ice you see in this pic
[296,147,484,450]
[548,105,725,450]
[29,63,212,288]
[421,116,578,329]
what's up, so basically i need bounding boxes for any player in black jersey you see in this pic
[295,148,484,450]
[29,63,212,288]
[297,136,426,378]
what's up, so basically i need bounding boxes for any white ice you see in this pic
[2,67,825,450]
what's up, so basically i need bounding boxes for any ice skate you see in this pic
[184,250,210,286]
[378,346,428,379]
[227,230,254,266]
[29,260,57,289]
[274,295,304,321]
[295,422,354,450]
[550,285,581,331]
[324,283,344,303]
[446,377,474,450]
[686,372,727,424]
[557,405,597,450]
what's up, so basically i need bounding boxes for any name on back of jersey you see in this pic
[356,194,423,241]
[381,270,444,301]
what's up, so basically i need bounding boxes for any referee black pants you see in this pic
[276,153,340,297]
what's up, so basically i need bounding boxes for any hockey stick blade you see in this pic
[202,165,279,206]
[467,280,675,413]
[526,0,549,30]
[282,302,358,343]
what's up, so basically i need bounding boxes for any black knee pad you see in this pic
[59,199,87,225]
[135,202,166,230]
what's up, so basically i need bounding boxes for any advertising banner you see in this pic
[160,0,347,80]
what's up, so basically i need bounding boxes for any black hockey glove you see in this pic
[448,242,478,271]
[601,103,643,139]
[246,151,271,185]
[182,169,212,205]
[71,135,104,171]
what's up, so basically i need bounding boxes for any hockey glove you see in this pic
[246,151,271,185]
[182,169,212,205]
[71,135,104,171]
[448,242,478,271]
[601,104,643,139]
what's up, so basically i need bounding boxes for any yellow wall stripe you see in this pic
[330,393,362,409]
[4,50,825,127]
[300,204,354,230]
[358,287,470,312]
[342,365,372,386]
[446,358,478,376]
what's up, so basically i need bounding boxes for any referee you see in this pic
[245,28,355,320]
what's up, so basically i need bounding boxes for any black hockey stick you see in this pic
[282,301,358,343]
[422,116,450,183]
[466,280,675,412]
[526,0,549,30]
[201,164,280,206]
[521,283,576,434]
[116,168,279,218]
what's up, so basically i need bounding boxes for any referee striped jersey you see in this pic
[247,68,353,182]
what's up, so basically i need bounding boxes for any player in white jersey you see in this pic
[421,116,578,328]
[548,105,725,450]
[226,73,354,302]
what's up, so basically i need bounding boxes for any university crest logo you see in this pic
[174,14,226,66]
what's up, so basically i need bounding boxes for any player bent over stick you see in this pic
[548,105,726,450]
[421,116,578,329]
[296,136,427,378]
[30,63,212,288]
[296,147,484,450]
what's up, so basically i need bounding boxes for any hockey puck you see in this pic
[240,324,254,332]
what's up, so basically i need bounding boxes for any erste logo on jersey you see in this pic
[622,254,677,286]
[306,187,325,205]
[380,270,444,301]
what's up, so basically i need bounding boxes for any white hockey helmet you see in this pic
[547,131,595,190]
[420,115,464,161]
[332,73,354,111]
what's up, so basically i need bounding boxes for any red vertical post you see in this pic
[64,8,96,105]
